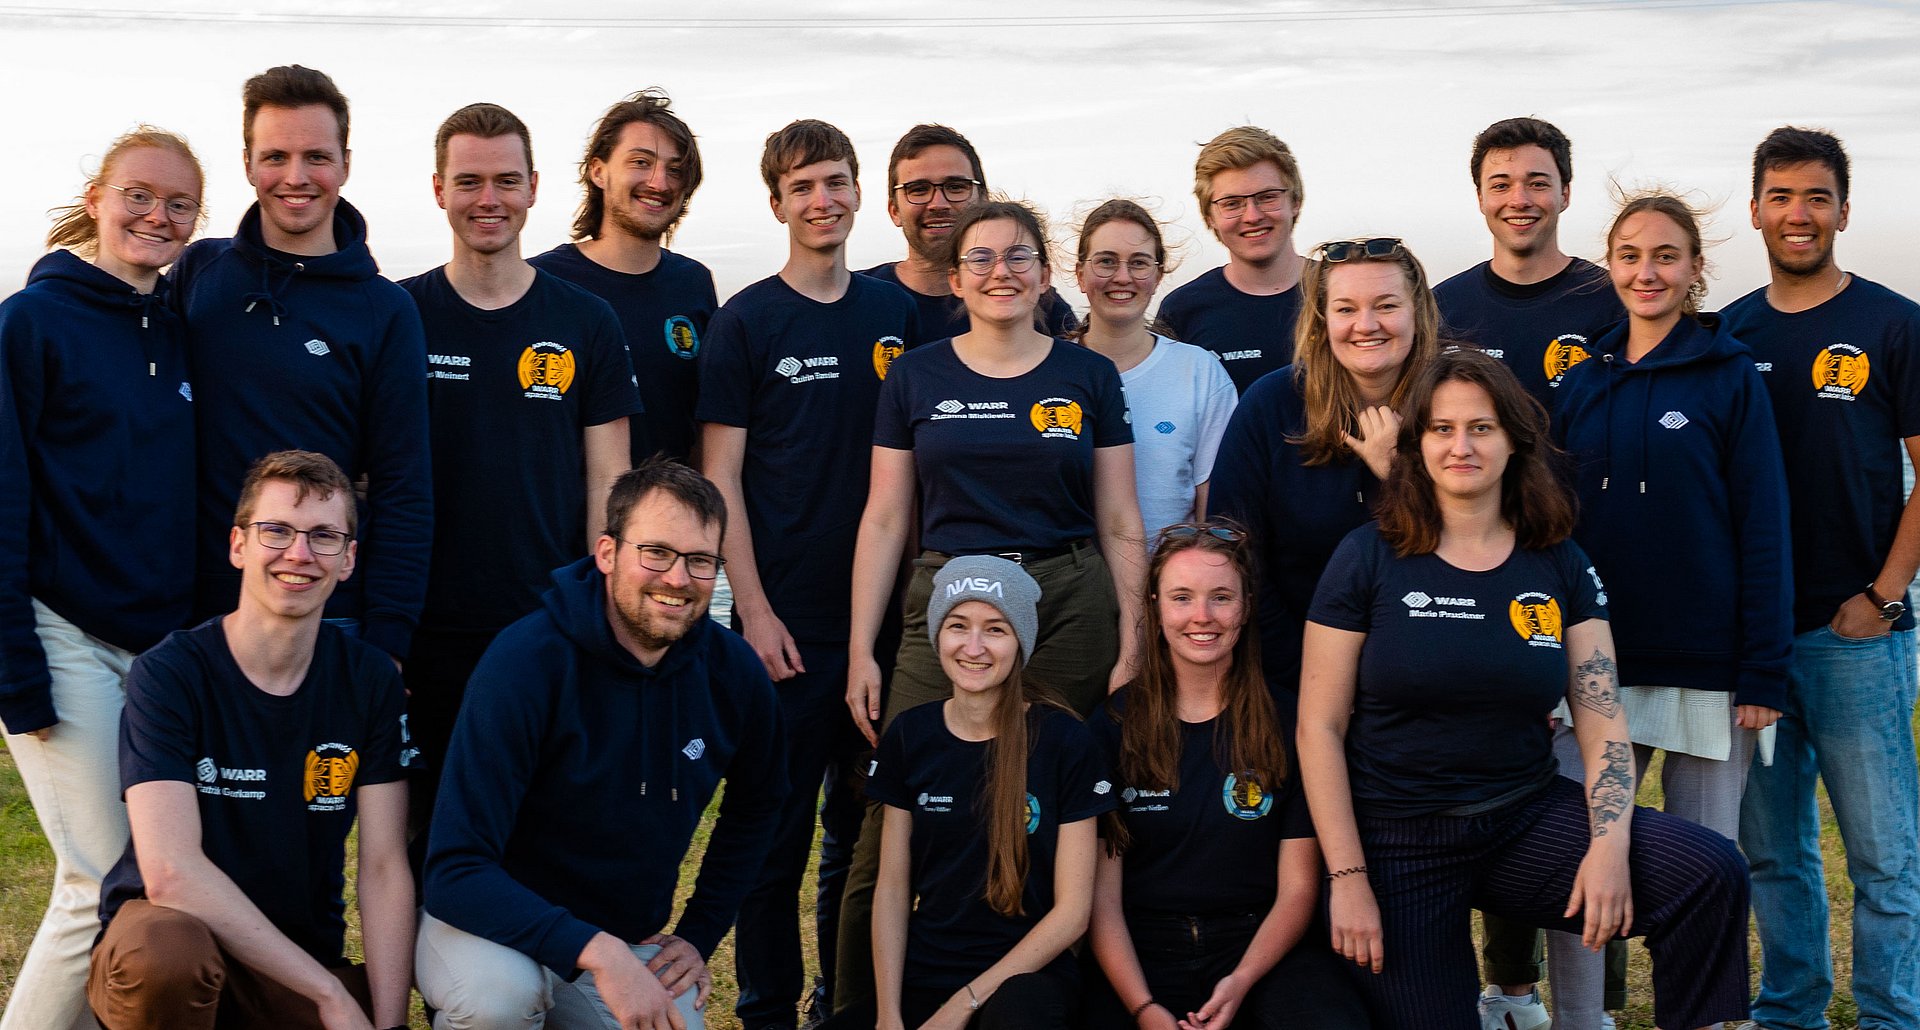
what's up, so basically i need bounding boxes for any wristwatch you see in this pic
[1864,582,1906,622]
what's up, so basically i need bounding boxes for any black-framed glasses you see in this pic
[104,184,200,225]
[1315,237,1406,263]
[1159,523,1246,544]
[959,245,1039,276]
[619,538,725,580]
[1084,255,1160,280]
[895,178,981,205]
[248,521,352,556]
[1208,187,1291,218]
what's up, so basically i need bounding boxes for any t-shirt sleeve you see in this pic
[118,650,202,791]
[872,360,915,450]
[582,302,643,427]
[1191,355,1239,484]
[1305,528,1381,633]
[1891,306,1920,439]
[693,306,754,429]
[1089,357,1134,448]
[1051,717,1117,823]
[1276,777,1316,840]
[864,718,913,808]
[1560,540,1610,625]
[356,649,411,787]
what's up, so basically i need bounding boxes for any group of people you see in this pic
[0,59,1914,1030]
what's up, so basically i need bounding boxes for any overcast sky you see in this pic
[5,0,1918,308]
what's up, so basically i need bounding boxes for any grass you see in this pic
[3,732,1908,1029]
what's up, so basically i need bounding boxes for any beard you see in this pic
[606,192,682,244]
[609,579,709,654]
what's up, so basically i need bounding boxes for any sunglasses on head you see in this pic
[1158,523,1245,544]
[1315,237,1406,263]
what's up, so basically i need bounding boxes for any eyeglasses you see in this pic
[1084,255,1161,280]
[104,184,201,225]
[248,521,352,556]
[1208,187,1291,218]
[959,245,1039,277]
[619,539,725,580]
[1158,523,1245,544]
[895,178,981,205]
[1315,237,1406,263]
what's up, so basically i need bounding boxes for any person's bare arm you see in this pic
[353,781,413,1029]
[584,418,631,551]
[1094,445,1148,693]
[702,422,802,680]
[848,447,916,744]
[1297,622,1380,973]
[1563,618,1634,950]
[127,781,372,1030]
[1833,433,1920,639]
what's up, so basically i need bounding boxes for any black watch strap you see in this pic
[1864,582,1905,621]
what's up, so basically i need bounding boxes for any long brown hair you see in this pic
[1065,197,1177,345]
[1289,242,1443,465]
[1375,348,1575,556]
[1103,521,1287,856]
[47,127,204,255]
[979,655,1073,917]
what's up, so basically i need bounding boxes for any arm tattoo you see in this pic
[1588,740,1633,839]
[1572,648,1621,721]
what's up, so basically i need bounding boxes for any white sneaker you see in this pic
[1479,986,1552,1030]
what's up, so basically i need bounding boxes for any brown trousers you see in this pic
[86,900,372,1030]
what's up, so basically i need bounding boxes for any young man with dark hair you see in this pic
[701,118,918,1030]
[532,89,719,465]
[858,123,1076,340]
[1725,125,1920,1030]
[1156,125,1308,394]
[420,459,788,1030]
[1434,116,1628,1030]
[1434,116,1623,412]
[400,102,640,842]
[86,450,414,1030]
[171,64,431,666]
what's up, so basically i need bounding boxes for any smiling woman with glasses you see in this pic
[1207,235,1445,694]
[1069,199,1237,545]
[0,125,205,1029]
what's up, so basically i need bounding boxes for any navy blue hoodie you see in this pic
[0,251,195,734]
[170,200,430,660]
[1555,315,1792,709]
[423,557,788,973]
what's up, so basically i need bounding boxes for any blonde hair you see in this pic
[46,127,204,256]
[1193,126,1302,229]
[1290,243,1443,465]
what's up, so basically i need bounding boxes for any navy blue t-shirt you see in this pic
[1433,258,1623,410]
[1206,370,1377,690]
[1721,277,1920,633]
[696,273,919,643]
[875,339,1132,554]
[1090,688,1314,917]
[403,267,642,633]
[1308,525,1608,817]
[1155,267,1300,394]
[866,703,1114,989]
[530,244,718,465]
[857,262,1078,342]
[100,619,410,964]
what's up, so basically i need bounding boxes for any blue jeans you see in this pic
[1741,627,1920,1030]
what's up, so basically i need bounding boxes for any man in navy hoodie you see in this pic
[420,458,788,1030]
[171,65,430,664]
[1725,126,1920,1030]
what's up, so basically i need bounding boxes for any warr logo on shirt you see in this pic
[1812,344,1869,400]
[1031,397,1084,439]
[1544,335,1591,386]
[518,341,575,400]
[664,315,700,359]
[872,336,906,380]
[1510,592,1564,648]
[303,743,358,812]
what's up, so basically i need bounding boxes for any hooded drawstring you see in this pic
[1598,352,1655,494]
[240,259,303,326]
[1601,354,1615,491]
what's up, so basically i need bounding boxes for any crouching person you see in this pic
[86,450,415,1030]
[418,458,789,1030]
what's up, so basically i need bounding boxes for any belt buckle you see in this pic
[993,550,1026,565]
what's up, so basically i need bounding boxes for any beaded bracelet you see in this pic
[1131,997,1157,1021]
[1325,865,1369,880]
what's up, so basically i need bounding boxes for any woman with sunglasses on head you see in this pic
[1087,521,1369,1030]
[1297,348,1752,1030]
[1544,194,1790,1026]
[858,556,1112,1030]
[1072,200,1238,544]
[849,199,1147,737]
[1207,237,1441,696]
[0,127,204,1030]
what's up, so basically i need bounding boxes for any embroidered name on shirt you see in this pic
[917,792,955,813]
[1219,350,1262,361]
[1403,591,1485,619]
[197,757,268,800]
[428,353,472,381]
[776,354,840,384]
[931,399,1015,421]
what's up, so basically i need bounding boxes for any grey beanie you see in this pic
[927,556,1041,661]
